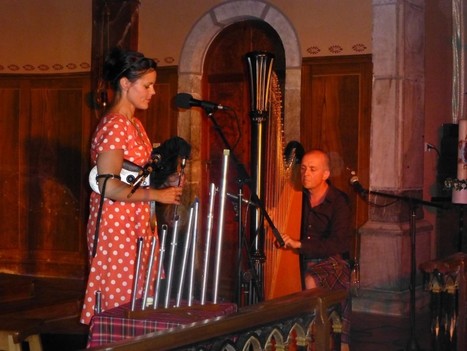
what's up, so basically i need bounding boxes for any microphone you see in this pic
[349,173,368,196]
[175,93,231,111]
[226,192,258,207]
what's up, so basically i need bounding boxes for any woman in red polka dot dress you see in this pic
[80,47,183,325]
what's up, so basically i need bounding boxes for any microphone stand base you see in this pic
[399,337,422,351]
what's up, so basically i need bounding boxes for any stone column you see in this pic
[353,0,432,315]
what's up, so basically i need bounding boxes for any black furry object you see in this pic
[284,140,304,164]
[150,136,191,188]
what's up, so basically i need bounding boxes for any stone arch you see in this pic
[177,0,302,147]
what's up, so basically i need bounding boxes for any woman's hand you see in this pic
[155,186,183,205]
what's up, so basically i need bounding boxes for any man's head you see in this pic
[300,149,330,192]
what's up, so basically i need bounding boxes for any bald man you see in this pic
[281,149,352,350]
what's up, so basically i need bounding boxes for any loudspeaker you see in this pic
[437,123,458,184]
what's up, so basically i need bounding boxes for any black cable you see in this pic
[92,173,121,258]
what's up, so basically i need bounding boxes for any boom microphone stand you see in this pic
[351,177,444,351]
[202,106,285,305]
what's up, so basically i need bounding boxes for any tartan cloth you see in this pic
[86,300,237,348]
[305,255,351,345]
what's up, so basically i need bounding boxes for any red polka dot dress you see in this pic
[80,113,159,325]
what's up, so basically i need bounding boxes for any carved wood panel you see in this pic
[0,74,91,277]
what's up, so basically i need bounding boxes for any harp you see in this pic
[246,52,303,300]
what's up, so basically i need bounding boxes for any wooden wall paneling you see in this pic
[301,55,372,257]
[0,74,91,278]
[28,80,83,252]
[0,81,22,252]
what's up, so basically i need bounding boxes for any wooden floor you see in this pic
[38,307,438,351]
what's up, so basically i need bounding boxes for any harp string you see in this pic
[263,72,302,299]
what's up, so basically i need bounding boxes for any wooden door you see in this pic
[201,20,285,302]
[301,55,372,257]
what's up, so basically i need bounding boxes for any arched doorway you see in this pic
[176,2,301,305]
[200,20,286,303]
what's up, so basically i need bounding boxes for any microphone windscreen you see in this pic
[175,93,192,109]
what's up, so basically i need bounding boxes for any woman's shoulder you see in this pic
[95,112,131,132]
[101,112,128,124]
[92,112,129,141]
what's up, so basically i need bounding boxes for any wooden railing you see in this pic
[85,288,347,351]
[420,252,466,351]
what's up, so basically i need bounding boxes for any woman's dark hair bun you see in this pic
[103,47,157,90]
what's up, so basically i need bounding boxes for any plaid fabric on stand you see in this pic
[305,255,351,345]
[87,300,237,348]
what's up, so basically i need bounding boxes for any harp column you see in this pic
[246,51,275,303]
